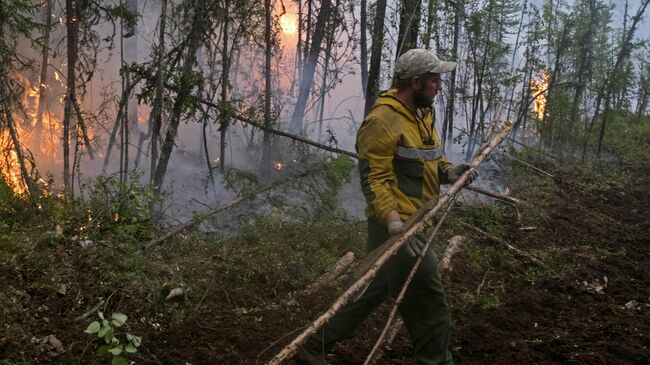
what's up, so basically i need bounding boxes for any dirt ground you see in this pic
[1,162,649,364]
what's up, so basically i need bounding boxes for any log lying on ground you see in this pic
[438,235,466,272]
[301,252,356,295]
[267,121,512,365]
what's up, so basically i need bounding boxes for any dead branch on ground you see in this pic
[301,252,356,295]
[457,221,549,270]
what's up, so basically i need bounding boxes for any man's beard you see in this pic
[413,90,434,108]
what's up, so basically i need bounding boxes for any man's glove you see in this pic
[387,221,427,258]
[446,163,479,186]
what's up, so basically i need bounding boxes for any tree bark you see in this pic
[153,1,205,196]
[63,0,79,195]
[359,0,368,98]
[289,0,333,133]
[149,0,167,185]
[395,0,421,57]
[597,0,649,156]
[363,0,388,116]
[35,0,53,150]
[219,0,230,173]
[260,0,273,176]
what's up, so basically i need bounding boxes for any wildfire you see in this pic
[279,13,298,36]
[0,134,27,195]
[530,70,550,120]
[273,161,286,170]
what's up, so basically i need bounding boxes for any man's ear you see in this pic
[411,76,422,90]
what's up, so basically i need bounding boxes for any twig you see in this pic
[464,186,521,205]
[141,195,244,252]
[465,186,522,222]
[75,299,105,321]
[508,155,554,177]
[141,170,312,252]
[458,221,549,270]
[463,270,490,310]
[267,121,512,365]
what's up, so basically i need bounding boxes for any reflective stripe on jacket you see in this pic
[356,89,454,222]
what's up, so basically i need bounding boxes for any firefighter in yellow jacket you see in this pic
[298,49,477,365]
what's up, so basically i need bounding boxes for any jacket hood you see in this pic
[373,89,425,122]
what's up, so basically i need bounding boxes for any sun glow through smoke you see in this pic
[279,13,298,36]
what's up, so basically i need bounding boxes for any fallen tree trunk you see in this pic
[267,121,512,365]
[301,252,356,295]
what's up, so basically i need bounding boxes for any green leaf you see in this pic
[108,345,123,355]
[102,327,114,344]
[98,311,105,320]
[98,324,111,338]
[111,312,128,327]
[125,343,137,353]
[84,321,101,334]
[112,355,128,365]
[97,345,109,357]
[126,333,142,347]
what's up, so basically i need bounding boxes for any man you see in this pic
[297,49,477,365]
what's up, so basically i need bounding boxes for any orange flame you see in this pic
[273,161,286,170]
[530,70,550,120]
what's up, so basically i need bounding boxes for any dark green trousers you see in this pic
[303,218,453,365]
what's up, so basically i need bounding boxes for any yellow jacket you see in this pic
[356,90,454,222]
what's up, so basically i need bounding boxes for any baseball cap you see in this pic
[394,49,457,79]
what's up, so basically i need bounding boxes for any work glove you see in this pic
[446,163,479,186]
[388,220,427,258]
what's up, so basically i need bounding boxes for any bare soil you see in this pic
[1,164,648,364]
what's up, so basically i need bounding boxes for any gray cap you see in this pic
[394,49,457,79]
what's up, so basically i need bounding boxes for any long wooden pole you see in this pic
[267,122,512,365]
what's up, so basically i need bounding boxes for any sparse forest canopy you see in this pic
[0,0,649,363]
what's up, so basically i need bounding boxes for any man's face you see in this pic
[413,73,442,108]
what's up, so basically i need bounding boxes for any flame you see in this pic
[0,73,69,195]
[279,13,298,36]
[530,70,550,120]
[0,132,27,195]
[273,161,286,170]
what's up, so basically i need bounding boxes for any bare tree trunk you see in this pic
[63,0,79,195]
[289,0,333,133]
[153,1,205,196]
[364,0,388,116]
[149,0,167,185]
[260,0,273,177]
[442,0,462,146]
[395,0,421,57]
[422,0,438,50]
[2,99,37,197]
[359,0,368,98]
[317,1,337,141]
[35,0,53,150]
[219,0,230,173]
[597,0,649,157]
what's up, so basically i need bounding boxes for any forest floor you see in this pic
[1,131,649,364]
